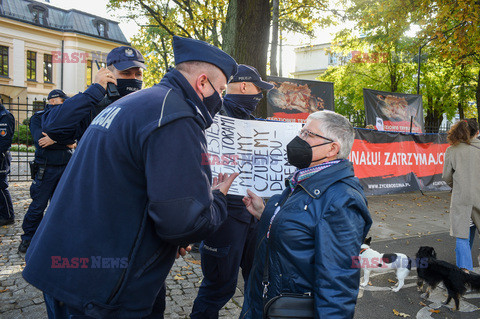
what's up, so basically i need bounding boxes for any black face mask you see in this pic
[202,79,223,117]
[223,92,263,117]
[116,79,143,97]
[286,136,332,169]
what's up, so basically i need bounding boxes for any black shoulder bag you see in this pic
[262,230,314,318]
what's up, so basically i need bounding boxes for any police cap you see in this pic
[231,64,274,90]
[173,36,238,82]
[47,89,67,100]
[107,46,146,71]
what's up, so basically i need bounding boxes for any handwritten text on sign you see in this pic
[205,115,302,197]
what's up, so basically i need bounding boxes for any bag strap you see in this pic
[262,237,270,302]
[262,189,297,304]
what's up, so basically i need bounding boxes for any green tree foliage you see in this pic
[324,0,478,130]
[108,0,333,85]
[415,0,480,121]
[108,0,228,87]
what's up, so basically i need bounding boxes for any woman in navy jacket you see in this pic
[240,110,372,319]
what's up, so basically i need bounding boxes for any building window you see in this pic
[27,51,36,81]
[97,23,105,37]
[28,4,48,26]
[0,46,8,77]
[33,8,44,23]
[86,60,92,86]
[92,19,109,38]
[87,60,106,86]
[44,53,52,82]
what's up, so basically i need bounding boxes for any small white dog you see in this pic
[358,237,411,292]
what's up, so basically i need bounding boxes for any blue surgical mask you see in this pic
[202,79,223,117]
[223,93,263,117]
[116,79,143,97]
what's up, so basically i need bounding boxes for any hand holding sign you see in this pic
[242,189,265,220]
[212,172,240,196]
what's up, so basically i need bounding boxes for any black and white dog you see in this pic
[416,246,480,310]
[359,237,411,292]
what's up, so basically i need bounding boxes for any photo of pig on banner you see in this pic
[266,76,334,123]
[363,88,425,133]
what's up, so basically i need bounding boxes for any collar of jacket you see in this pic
[293,160,358,199]
[471,138,480,145]
[160,68,213,128]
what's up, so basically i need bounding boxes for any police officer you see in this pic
[191,65,274,319]
[0,102,15,226]
[42,46,146,142]
[95,46,146,116]
[22,36,239,319]
[18,74,112,253]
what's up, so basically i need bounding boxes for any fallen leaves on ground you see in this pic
[173,275,184,280]
[429,309,440,313]
[388,279,396,283]
[184,258,201,265]
[392,309,410,317]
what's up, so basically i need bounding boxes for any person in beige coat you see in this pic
[442,118,480,271]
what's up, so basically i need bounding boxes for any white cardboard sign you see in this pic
[205,115,302,197]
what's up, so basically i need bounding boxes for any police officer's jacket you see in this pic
[23,69,228,318]
[240,161,372,319]
[42,84,107,143]
[29,105,75,166]
[0,104,14,174]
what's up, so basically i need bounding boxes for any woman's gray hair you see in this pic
[307,110,355,159]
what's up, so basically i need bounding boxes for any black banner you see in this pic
[266,76,334,123]
[349,129,450,195]
[363,89,424,133]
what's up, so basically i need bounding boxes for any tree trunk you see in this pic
[222,0,271,118]
[476,69,480,123]
[270,0,279,77]
[424,96,443,133]
[458,102,464,120]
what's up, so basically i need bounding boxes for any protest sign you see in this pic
[205,115,302,197]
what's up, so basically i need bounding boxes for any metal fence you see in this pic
[351,116,452,133]
[3,97,45,182]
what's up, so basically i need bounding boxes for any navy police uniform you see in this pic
[0,103,15,224]
[22,36,238,318]
[191,65,274,318]
[19,88,106,250]
[43,46,146,142]
[42,85,107,143]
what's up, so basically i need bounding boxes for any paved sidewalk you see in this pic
[0,182,243,318]
[0,182,453,318]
